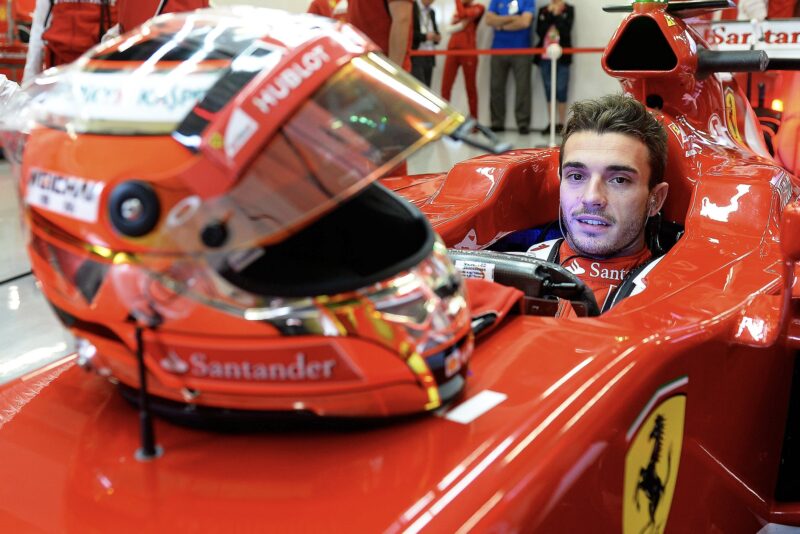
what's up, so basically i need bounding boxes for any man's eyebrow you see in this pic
[562,162,640,174]
[562,161,587,169]
[606,164,639,175]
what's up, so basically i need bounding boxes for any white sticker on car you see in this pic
[443,389,507,424]
[454,259,495,281]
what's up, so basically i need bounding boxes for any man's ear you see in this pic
[648,182,669,217]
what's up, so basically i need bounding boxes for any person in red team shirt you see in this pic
[526,95,669,311]
[348,0,413,70]
[307,0,348,21]
[441,0,484,119]
[116,0,208,33]
[24,0,117,81]
[95,0,208,45]
[349,0,414,175]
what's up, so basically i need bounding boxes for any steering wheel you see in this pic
[448,249,600,317]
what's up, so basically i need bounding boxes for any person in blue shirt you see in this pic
[485,0,535,134]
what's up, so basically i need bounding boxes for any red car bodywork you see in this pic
[694,14,800,175]
[2,2,800,532]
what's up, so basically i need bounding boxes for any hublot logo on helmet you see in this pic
[252,45,330,114]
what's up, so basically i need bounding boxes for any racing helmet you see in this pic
[5,7,473,418]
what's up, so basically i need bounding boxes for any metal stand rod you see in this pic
[549,55,558,147]
[134,325,162,461]
[155,0,169,16]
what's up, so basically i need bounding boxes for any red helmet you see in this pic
[6,7,473,419]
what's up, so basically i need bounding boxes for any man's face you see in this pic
[560,131,664,259]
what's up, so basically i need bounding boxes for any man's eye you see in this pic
[610,176,629,184]
[566,173,584,181]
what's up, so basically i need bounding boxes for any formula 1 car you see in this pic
[2,1,800,533]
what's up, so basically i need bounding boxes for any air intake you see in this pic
[606,17,678,72]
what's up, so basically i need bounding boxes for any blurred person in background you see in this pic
[411,0,440,87]
[441,0,484,118]
[25,0,116,82]
[22,0,208,104]
[735,0,800,19]
[349,0,414,70]
[100,0,208,44]
[535,0,574,134]
[116,0,208,32]
[349,0,414,175]
[307,0,348,21]
[485,0,534,134]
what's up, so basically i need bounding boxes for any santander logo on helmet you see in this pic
[159,349,349,383]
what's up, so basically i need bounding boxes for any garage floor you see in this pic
[0,128,551,384]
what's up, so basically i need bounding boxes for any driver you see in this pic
[526,94,669,311]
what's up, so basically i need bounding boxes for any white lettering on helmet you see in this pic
[185,352,338,381]
[251,45,331,114]
[26,169,104,222]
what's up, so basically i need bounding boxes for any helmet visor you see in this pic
[11,51,463,264]
[117,53,464,260]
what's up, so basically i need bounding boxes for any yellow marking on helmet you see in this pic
[406,352,441,410]
[85,243,138,265]
[319,307,349,336]
[424,393,442,410]
[209,132,224,150]
[89,244,114,259]
[112,252,136,264]
[368,312,396,342]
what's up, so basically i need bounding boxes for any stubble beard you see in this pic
[561,204,649,259]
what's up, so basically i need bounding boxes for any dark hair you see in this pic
[560,94,668,188]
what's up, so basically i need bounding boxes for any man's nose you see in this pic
[581,175,607,207]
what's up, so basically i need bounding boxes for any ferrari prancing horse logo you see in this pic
[724,88,743,144]
[623,394,686,534]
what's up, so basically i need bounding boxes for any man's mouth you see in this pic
[574,215,612,228]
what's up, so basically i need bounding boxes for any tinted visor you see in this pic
[118,53,463,259]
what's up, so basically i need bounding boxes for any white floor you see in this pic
[0,169,73,384]
[0,128,554,384]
